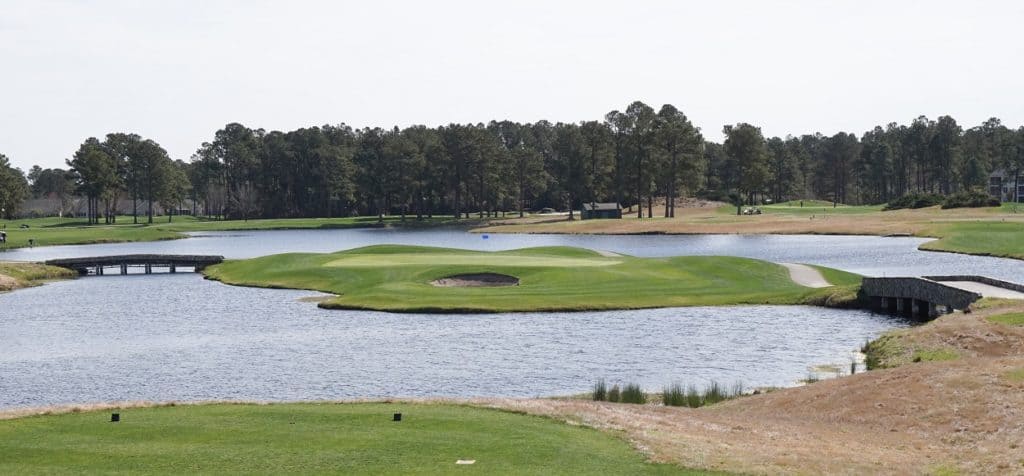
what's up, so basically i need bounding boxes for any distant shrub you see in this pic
[941,190,1000,209]
[883,192,944,211]
[620,383,646,404]
[607,384,620,403]
[591,379,607,401]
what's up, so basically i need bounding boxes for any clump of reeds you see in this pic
[662,381,745,408]
[591,380,641,404]
[607,384,620,403]
[620,383,646,404]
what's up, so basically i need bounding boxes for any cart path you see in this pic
[779,263,831,288]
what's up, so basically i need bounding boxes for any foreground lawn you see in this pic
[204,245,854,312]
[0,403,695,475]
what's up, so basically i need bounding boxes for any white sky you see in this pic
[2,0,1023,171]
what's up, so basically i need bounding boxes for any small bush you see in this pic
[607,384,620,403]
[592,379,607,401]
[883,192,944,211]
[941,190,1000,209]
[620,383,646,404]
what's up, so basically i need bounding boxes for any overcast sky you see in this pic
[2,0,1023,171]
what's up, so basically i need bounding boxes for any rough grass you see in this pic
[1006,368,1024,382]
[204,244,854,313]
[0,262,75,291]
[0,402,695,475]
[864,329,964,369]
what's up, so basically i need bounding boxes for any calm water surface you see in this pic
[4,228,1024,279]
[1,274,905,408]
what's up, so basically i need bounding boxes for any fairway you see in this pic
[0,403,694,475]
[204,245,860,312]
[326,253,618,268]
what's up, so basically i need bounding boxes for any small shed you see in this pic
[580,202,622,220]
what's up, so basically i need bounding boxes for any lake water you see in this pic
[2,229,1021,409]
[0,274,904,408]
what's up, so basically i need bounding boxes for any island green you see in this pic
[203,245,858,312]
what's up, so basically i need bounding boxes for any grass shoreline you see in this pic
[3,205,1023,263]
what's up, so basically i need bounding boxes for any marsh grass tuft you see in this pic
[662,381,744,407]
[607,384,620,403]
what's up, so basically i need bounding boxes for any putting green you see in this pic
[325,253,619,268]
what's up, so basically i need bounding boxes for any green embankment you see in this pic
[919,221,1024,260]
[204,245,857,313]
[0,262,76,291]
[0,403,698,475]
[0,215,468,250]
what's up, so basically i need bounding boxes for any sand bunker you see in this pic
[431,273,519,287]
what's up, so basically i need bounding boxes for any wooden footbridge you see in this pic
[45,255,224,276]
[862,275,1024,320]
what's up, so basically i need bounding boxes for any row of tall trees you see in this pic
[182,101,705,220]
[65,134,188,223]
[707,117,1024,209]
[7,102,1024,221]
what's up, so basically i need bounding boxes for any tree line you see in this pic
[3,101,1023,221]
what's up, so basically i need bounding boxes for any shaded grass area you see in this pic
[863,330,962,369]
[204,245,853,313]
[988,312,1024,326]
[0,262,76,291]
[0,403,697,475]
[0,215,472,250]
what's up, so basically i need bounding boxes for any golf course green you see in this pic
[203,245,860,312]
[0,403,699,474]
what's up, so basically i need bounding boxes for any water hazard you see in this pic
[0,274,905,408]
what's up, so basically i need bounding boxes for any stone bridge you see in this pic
[45,254,224,276]
[861,275,1024,321]
[861,277,979,320]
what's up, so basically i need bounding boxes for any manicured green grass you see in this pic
[0,215,470,250]
[988,312,1024,326]
[761,200,884,215]
[0,403,698,475]
[920,221,1024,260]
[204,245,851,313]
